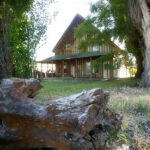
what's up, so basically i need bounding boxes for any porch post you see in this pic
[79,60,81,78]
[75,59,77,79]
[52,61,54,78]
[62,61,64,77]
[83,59,85,77]
[47,63,48,71]
[102,62,103,79]
[107,61,109,79]
[110,60,113,79]
[81,59,82,77]
[41,63,43,79]
[99,66,101,79]
[90,58,92,79]
[46,63,48,78]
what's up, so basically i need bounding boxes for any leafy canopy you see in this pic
[0,0,54,78]
[74,0,138,71]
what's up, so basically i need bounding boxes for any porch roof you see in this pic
[38,51,104,63]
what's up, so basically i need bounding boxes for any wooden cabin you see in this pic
[38,14,122,79]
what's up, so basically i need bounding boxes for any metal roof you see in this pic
[38,51,104,63]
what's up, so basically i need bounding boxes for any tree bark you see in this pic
[133,31,145,78]
[135,53,144,78]
[0,1,12,80]
[127,29,144,78]
[128,0,150,86]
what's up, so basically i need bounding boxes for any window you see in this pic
[64,64,67,69]
[66,44,71,49]
[66,44,71,54]
[92,45,99,52]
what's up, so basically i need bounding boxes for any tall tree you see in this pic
[0,0,34,79]
[0,0,54,79]
[8,0,53,78]
[8,16,35,78]
[128,0,150,86]
[74,0,143,77]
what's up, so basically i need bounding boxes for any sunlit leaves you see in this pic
[8,16,33,77]
[92,49,134,70]
[74,0,141,72]
[6,0,34,16]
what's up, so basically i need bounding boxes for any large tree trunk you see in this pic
[128,29,144,78]
[0,1,12,80]
[0,21,12,80]
[128,0,150,86]
[134,30,145,78]
[135,53,144,78]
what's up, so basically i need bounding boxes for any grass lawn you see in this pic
[36,78,140,101]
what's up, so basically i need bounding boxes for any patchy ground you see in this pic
[35,78,150,150]
[108,87,150,150]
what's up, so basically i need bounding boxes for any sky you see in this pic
[35,0,124,61]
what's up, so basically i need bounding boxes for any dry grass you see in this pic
[108,87,150,149]
[109,87,150,114]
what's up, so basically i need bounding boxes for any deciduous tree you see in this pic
[0,0,54,79]
[75,0,143,77]
[0,0,34,79]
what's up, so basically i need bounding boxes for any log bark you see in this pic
[128,0,150,86]
[0,78,122,150]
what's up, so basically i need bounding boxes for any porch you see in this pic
[36,52,114,79]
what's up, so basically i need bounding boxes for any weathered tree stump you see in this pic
[0,78,122,150]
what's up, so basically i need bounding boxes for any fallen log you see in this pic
[0,78,122,150]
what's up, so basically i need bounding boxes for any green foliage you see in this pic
[28,0,53,48]
[6,0,34,15]
[0,0,54,78]
[135,102,149,113]
[8,16,34,78]
[74,0,142,74]
[91,49,134,70]
[0,0,35,78]
[129,67,137,77]
[107,129,129,145]
[74,19,111,51]
[0,0,34,18]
